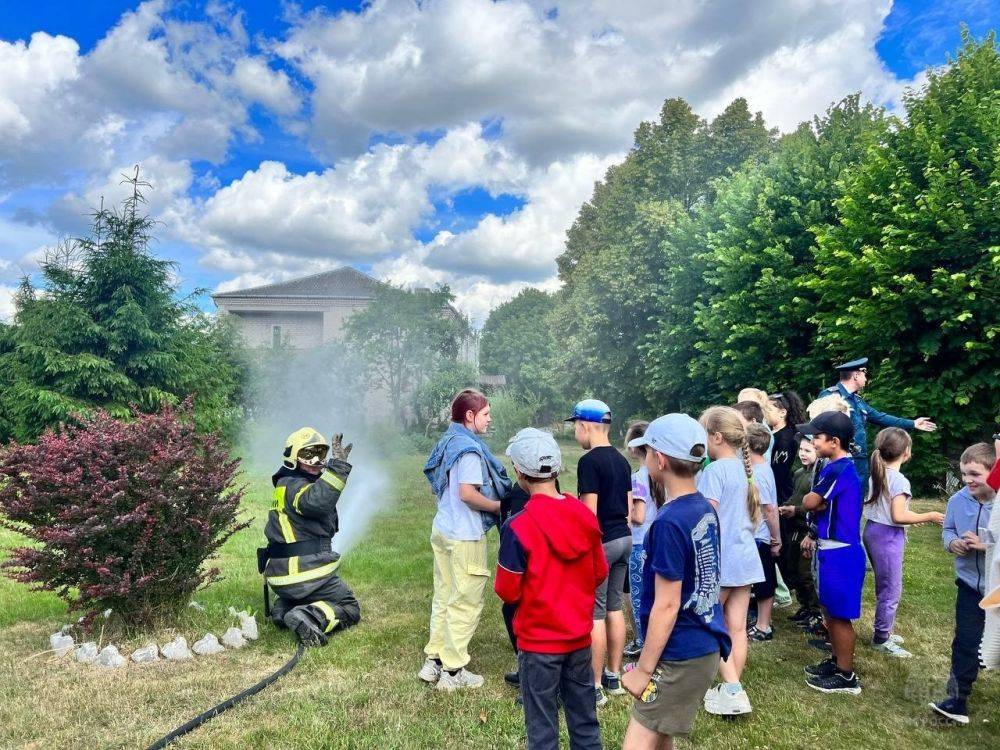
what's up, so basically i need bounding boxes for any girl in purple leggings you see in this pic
[862,428,945,657]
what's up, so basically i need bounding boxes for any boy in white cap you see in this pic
[621,414,731,750]
[496,428,608,750]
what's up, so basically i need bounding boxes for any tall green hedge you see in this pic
[518,32,1000,490]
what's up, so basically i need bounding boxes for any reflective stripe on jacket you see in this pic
[265,460,351,598]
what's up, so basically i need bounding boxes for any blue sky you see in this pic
[0,1,996,323]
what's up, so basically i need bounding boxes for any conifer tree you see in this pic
[0,168,240,442]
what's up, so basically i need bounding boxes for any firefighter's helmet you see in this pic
[283,427,328,469]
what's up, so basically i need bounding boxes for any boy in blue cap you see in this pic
[568,399,633,706]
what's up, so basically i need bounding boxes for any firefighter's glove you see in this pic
[330,433,353,461]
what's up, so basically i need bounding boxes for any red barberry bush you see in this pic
[0,401,248,630]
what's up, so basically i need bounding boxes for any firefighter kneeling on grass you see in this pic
[260,427,361,646]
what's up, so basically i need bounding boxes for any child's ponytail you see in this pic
[867,448,887,505]
[741,439,762,526]
[867,427,911,505]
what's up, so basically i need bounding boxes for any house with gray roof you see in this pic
[212,268,477,364]
[212,267,381,349]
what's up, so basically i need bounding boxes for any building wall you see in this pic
[215,298,370,349]
[228,310,324,349]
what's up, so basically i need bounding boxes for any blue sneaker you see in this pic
[602,670,626,695]
[929,698,969,725]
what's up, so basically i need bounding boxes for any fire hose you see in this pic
[144,639,305,750]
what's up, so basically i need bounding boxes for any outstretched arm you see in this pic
[864,402,921,431]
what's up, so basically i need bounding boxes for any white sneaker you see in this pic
[873,640,912,658]
[417,658,442,683]
[888,634,904,645]
[704,684,752,715]
[704,686,720,711]
[436,668,485,691]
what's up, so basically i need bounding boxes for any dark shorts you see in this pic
[752,540,777,600]
[595,536,631,619]
[630,652,720,737]
[817,543,865,620]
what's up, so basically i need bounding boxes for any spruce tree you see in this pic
[0,168,240,442]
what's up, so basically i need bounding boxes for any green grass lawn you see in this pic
[0,442,996,749]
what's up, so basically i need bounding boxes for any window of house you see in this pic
[272,325,282,349]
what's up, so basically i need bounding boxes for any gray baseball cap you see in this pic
[627,413,707,463]
[506,428,562,478]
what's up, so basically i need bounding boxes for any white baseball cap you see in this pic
[627,413,707,463]
[506,428,562,478]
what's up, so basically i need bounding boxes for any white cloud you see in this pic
[422,153,615,281]
[701,3,907,130]
[0,284,17,322]
[275,0,907,163]
[188,123,530,266]
[0,1,302,192]
[2,0,927,323]
[231,56,300,115]
[0,32,80,141]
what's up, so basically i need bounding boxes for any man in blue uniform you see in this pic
[820,357,936,480]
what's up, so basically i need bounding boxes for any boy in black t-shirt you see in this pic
[568,398,633,706]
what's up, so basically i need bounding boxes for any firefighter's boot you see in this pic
[284,606,329,648]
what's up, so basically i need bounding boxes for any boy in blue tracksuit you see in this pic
[930,442,996,725]
[797,411,865,695]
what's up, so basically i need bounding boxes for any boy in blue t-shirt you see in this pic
[621,414,731,748]
[798,411,865,695]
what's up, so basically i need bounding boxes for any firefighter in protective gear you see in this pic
[262,427,361,646]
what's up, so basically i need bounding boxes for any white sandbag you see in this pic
[130,643,159,663]
[97,645,126,669]
[161,636,194,662]
[221,627,246,649]
[192,633,225,656]
[49,633,74,656]
[228,608,259,640]
[74,642,99,664]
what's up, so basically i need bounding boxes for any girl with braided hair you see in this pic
[696,406,763,716]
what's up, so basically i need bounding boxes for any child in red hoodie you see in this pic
[496,428,608,750]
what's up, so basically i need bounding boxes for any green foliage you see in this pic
[479,288,561,421]
[810,32,1000,485]
[483,389,542,453]
[343,284,469,424]
[539,35,1000,490]
[685,96,885,402]
[0,171,242,443]
[412,361,480,434]
[551,97,777,420]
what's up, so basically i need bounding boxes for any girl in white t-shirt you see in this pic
[862,428,944,658]
[697,406,764,716]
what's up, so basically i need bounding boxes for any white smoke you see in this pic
[242,343,394,554]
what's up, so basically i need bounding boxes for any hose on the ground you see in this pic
[144,640,305,750]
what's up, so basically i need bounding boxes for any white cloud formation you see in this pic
[422,153,615,282]
[188,122,530,266]
[275,0,905,163]
[0,284,17,321]
[3,0,927,322]
[231,56,300,115]
[0,0,299,192]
